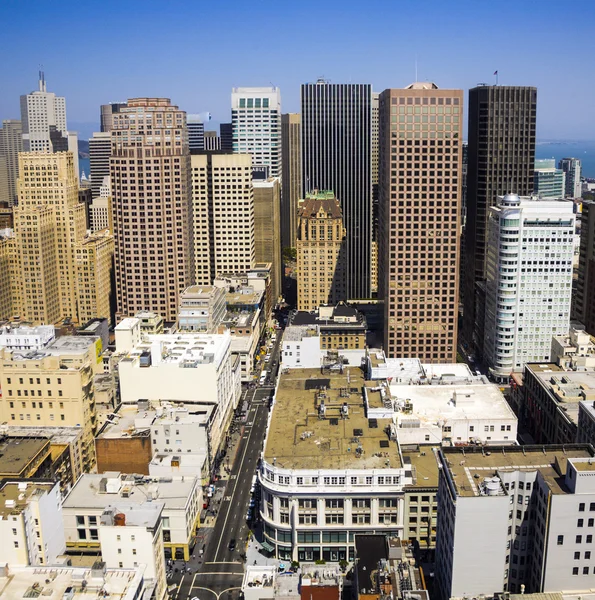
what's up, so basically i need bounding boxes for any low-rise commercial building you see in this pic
[178,285,226,333]
[134,311,165,335]
[435,445,595,599]
[62,471,202,561]
[0,479,65,566]
[0,325,55,351]
[551,323,595,369]
[259,367,413,562]
[220,308,262,382]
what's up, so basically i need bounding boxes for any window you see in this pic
[584,567,590,575]
[558,535,564,545]
[580,503,586,512]
[132,549,137,555]
[577,535,583,543]
[578,519,584,527]
[588,535,593,543]
[575,551,581,560]
[573,567,579,575]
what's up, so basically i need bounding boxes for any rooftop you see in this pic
[0,565,145,600]
[226,291,263,306]
[63,472,198,511]
[222,310,258,329]
[298,194,343,220]
[101,501,163,529]
[290,306,365,328]
[0,480,56,519]
[439,445,595,497]
[283,325,319,342]
[0,426,83,446]
[402,448,440,488]
[264,368,402,470]
[0,437,50,476]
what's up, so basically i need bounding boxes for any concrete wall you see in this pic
[95,437,153,475]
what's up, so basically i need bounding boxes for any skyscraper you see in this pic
[254,178,282,302]
[187,115,205,152]
[220,123,233,152]
[301,81,372,300]
[190,153,254,286]
[110,98,193,322]
[20,73,79,177]
[534,159,565,199]
[576,200,595,335]
[559,157,582,198]
[379,83,463,362]
[100,103,127,133]
[232,87,281,178]
[204,131,221,151]
[483,195,574,381]
[0,120,23,206]
[296,191,346,311]
[89,131,111,199]
[281,113,301,250]
[462,85,537,357]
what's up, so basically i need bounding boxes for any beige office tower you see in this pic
[75,230,114,323]
[379,83,462,362]
[111,98,193,321]
[0,232,16,318]
[0,120,22,205]
[253,178,282,302]
[14,152,87,323]
[90,176,113,233]
[296,191,346,311]
[281,113,301,249]
[190,153,254,285]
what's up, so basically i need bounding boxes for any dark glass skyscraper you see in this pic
[462,85,537,358]
[301,81,372,300]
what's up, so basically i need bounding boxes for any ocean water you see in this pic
[79,156,90,178]
[536,141,595,179]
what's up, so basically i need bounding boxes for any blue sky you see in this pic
[1,0,594,140]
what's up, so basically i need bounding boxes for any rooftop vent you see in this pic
[379,440,390,448]
[353,428,363,437]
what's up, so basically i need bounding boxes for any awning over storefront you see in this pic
[261,540,275,553]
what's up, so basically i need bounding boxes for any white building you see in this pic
[484,195,575,382]
[0,325,55,351]
[178,285,226,333]
[0,480,64,567]
[89,132,111,199]
[62,471,202,561]
[232,87,281,178]
[115,317,241,448]
[551,323,595,370]
[90,176,112,232]
[0,564,147,600]
[259,367,414,562]
[577,400,595,446]
[99,503,167,600]
[435,445,595,600]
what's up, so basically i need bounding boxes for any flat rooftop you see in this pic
[0,437,49,476]
[389,382,516,426]
[2,427,82,446]
[0,566,144,600]
[104,501,163,528]
[422,363,473,379]
[265,368,402,470]
[63,472,197,511]
[0,480,56,519]
[402,448,440,488]
[46,336,98,355]
[226,291,262,306]
[284,325,318,342]
[440,445,595,497]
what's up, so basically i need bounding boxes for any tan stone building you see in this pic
[0,336,103,473]
[281,113,301,250]
[296,191,346,311]
[75,230,114,324]
[191,153,255,286]
[379,83,462,362]
[111,98,193,321]
[253,178,282,303]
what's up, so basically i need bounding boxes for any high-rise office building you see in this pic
[577,200,595,335]
[371,92,380,295]
[90,177,113,233]
[533,159,566,199]
[281,113,301,250]
[89,131,111,199]
[462,85,537,357]
[232,87,281,178]
[110,98,193,322]
[0,120,23,205]
[204,131,221,151]
[483,195,574,381]
[6,151,113,324]
[100,103,127,133]
[254,178,282,302]
[220,123,233,152]
[559,157,582,198]
[301,81,372,300]
[296,191,346,311]
[190,153,254,286]
[379,83,463,362]
[187,115,205,152]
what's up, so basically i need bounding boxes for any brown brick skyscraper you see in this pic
[111,98,193,321]
[379,83,463,362]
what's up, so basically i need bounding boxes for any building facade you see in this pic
[177,285,227,333]
[379,83,462,362]
[576,200,595,335]
[0,120,23,206]
[463,86,537,357]
[534,159,565,199]
[232,87,281,178]
[483,195,574,381]
[296,191,346,311]
[111,98,193,322]
[281,113,301,250]
[301,81,372,300]
[253,178,281,303]
[191,152,254,286]
[186,115,205,151]
[559,157,582,198]
[89,131,111,199]
[100,102,127,133]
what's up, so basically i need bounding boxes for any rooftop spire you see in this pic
[38,66,46,92]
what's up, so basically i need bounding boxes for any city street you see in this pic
[172,330,282,600]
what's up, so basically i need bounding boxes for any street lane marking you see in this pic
[204,561,243,565]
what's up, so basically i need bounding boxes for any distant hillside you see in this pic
[78,139,89,158]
